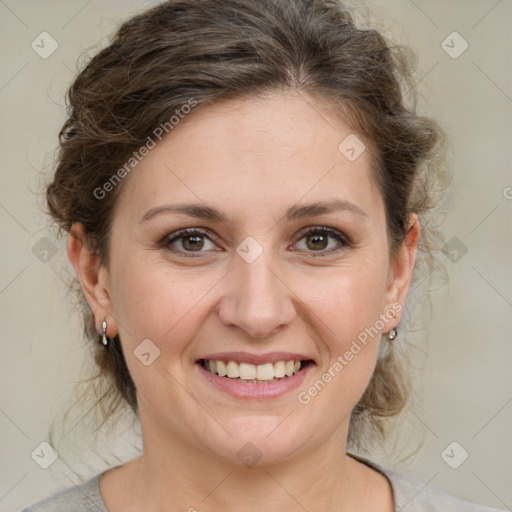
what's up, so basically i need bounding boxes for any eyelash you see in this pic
[160,226,350,258]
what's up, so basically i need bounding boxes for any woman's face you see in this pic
[73,90,418,465]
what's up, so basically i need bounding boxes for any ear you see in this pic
[67,222,117,337]
[382,213,420,329]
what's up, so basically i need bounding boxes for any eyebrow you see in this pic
[139,199,368,224]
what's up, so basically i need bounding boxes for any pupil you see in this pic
[307,234,327,250]
[183,235,204,251]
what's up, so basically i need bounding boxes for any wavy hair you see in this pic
[45,0,450,455]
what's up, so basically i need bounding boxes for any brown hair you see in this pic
[46,0,449,454]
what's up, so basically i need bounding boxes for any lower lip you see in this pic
[195,361,315,399]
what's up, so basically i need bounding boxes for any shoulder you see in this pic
[350,453,506,512]
[17,472,107,512]
[384,468,506,512]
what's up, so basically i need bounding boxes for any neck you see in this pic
[111,419,373,512]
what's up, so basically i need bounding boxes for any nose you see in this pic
[216,249,296,339]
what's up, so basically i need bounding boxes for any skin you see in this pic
[68,90,419,512]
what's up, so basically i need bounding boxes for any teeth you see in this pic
[256,363,275,381]
[202,359,305,382]
[226,361,239,378]
[216,360,227,377]
[239,362,257,380]
[274,361,286,378]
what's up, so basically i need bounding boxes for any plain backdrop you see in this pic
[0,1,511,511]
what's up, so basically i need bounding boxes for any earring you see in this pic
[386,327,397,341]
[101,320,110,349]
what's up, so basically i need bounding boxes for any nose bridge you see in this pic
[218,243,295,338]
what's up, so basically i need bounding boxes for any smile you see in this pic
[196,358,315,399]
[199,358,312,383]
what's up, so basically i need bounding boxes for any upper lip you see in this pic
[197,351,315,365]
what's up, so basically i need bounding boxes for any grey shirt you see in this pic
[19,455,506,511]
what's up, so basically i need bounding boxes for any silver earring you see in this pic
[387,327,397,341]
[101,320,110,349]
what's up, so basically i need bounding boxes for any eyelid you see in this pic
[161,225,350,256]
[290,226,350,254]
[161,227,220,253]
[294,225,350,243]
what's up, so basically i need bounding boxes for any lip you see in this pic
[197,351,314,365]
[195,359,315,399]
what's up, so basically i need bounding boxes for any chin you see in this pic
[200,415,314,468]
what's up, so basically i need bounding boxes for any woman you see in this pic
[19,0,506,510]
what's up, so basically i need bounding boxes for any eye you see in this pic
[292,226,350,255]
[161,226,350,258]
[162,228,218,256]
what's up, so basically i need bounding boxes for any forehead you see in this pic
[115,90,382,222]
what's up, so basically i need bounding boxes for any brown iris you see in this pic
[182,234,205,251]
[305,233,328,251]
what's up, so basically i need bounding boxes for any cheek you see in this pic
[110,255,218,351]
[109,258,206,402]
[311,258,389,334]
[298,268,388,413]
[297,259,389,402]
[110,241,389,363]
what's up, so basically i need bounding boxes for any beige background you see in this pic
[1,0,511,510]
